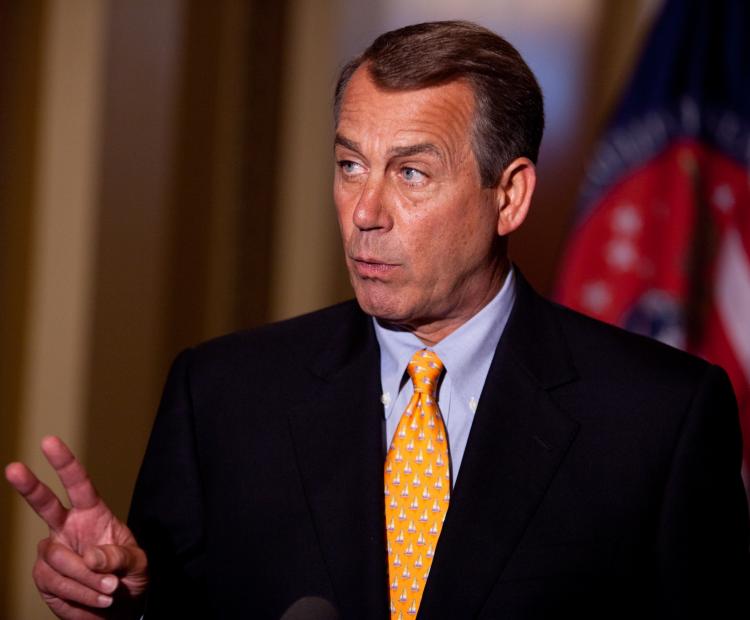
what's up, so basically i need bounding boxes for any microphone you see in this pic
[279,596,340,620]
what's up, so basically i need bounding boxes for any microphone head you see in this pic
[279,596,340,620]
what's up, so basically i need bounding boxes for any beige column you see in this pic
[8,1,108,618]
[269,0,350,321]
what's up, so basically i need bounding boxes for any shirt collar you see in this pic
[373,267,516,418]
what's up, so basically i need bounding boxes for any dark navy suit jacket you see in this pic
[128,273,749,618]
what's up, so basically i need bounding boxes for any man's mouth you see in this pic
[351,257,399,277]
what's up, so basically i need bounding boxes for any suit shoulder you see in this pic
[547,299,712,384]
[158,299,373,419]
[174,299,365,376]
[530,299,737,442]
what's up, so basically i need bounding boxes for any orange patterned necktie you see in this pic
[384,349,450,619]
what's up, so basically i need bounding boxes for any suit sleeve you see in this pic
[127,349,208,618]
[657,363,750,617]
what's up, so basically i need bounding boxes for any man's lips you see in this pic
[351,257,399,277]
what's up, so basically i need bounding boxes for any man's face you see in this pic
[334,67,504,337]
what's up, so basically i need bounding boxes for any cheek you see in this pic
[414,200,494,270]
[398,219,457,282]
[333,188,354,234]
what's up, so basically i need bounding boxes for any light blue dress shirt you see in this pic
[374,268,516,487]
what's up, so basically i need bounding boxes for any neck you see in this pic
[404,258,511,346]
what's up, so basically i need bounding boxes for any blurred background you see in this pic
[0,0,667,616]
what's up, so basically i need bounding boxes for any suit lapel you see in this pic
[419,273,580,618]
[287,307,389,619]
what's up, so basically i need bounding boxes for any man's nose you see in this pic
[353,178,392,231]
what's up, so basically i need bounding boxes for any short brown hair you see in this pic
[334,20,544,187]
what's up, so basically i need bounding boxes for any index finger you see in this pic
[40,436,100,510]
[5,462,68,531]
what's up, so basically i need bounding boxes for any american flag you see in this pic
[556,0,750,486]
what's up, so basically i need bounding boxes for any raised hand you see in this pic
[5,436,148,619]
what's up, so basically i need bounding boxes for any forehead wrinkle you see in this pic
[336,73,477,173]
[387,143,445,164]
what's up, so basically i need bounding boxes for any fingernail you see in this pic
[101,576,118,593]
[97,595,113,607]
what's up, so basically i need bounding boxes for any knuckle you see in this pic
[54,576,90,604]
[38,493,59,514]
[31,561,45,586]
[101,545,124,569]
[32,561,58,596]
[46,543,66,567]
[113,546,128,567]
[36,537,49,555]
[55,577,76,599]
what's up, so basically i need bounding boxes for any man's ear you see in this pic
[494,157,536,236]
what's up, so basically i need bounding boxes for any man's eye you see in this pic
[401,167,426,183]
[338,160,362,175]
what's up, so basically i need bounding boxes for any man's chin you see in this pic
[353,292,406,323]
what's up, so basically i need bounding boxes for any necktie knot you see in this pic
[407,349,443,396]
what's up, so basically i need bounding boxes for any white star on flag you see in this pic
[611,203,643,235]
[581,281,612,314]
[606,239,639,271]
[711,184,735,213]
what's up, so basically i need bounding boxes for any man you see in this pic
[6,20,749,619]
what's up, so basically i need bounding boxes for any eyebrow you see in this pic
[334,134,360,153]
[334,133,445,163]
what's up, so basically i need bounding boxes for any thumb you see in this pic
[83,543,147,576]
